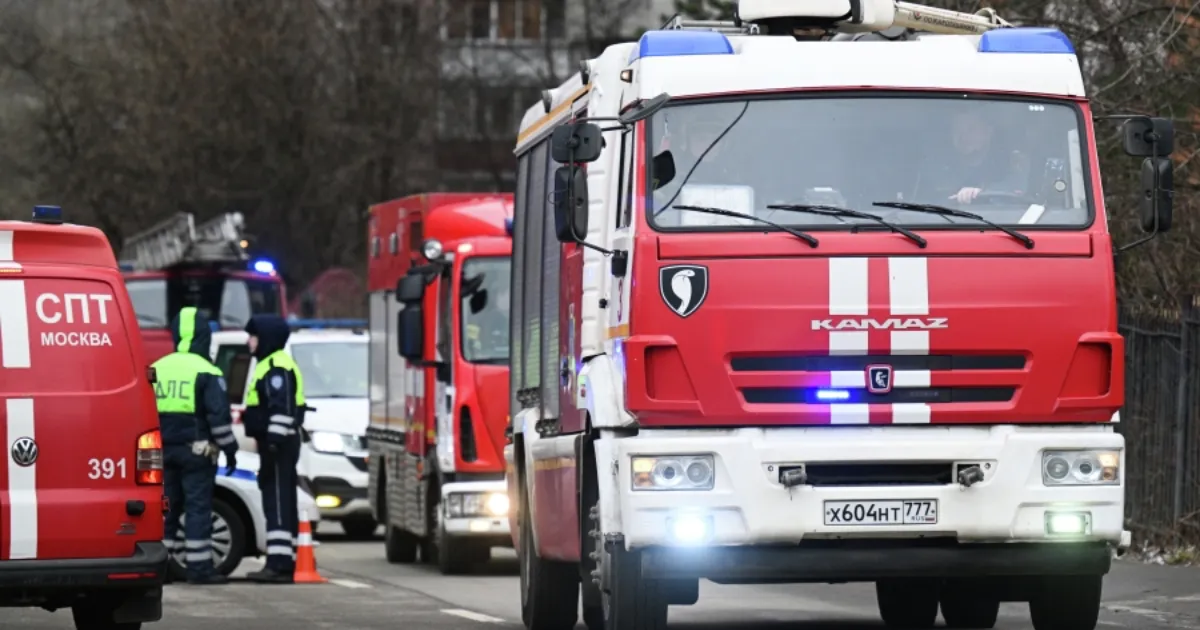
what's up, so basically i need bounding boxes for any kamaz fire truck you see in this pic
[506,1,1176,629]
[119,212,287,364]
[365,193,515,575]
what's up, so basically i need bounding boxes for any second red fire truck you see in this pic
[365,193,514,574]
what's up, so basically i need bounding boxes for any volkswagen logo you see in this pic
[11,437,38,467]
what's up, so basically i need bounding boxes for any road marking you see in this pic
[330,578,372,589]
[441,609,505,623]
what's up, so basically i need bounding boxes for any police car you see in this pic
[166,452,321,578]
[209,322,375,539]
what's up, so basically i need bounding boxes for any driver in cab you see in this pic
[919,110,1028,205]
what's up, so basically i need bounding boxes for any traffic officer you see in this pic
[153,306,238,585]
[241,314,307,584]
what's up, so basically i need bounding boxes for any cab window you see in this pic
[126,278,169,328]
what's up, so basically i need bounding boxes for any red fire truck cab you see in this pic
[119,212,287,365]
[365,193,514,575]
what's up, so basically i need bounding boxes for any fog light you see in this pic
[469,519,490,533]
[667,514,713,545]
[1046,511,1090,535]
[315,495,341,509]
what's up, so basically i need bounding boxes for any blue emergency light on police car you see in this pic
[251,258,276,275]
[31,205,63,224]
[978,27,1075,54]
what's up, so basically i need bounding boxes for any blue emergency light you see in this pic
[31,205,63,224]
[815,389,852,402]
[629,30,734,64]
[978,27,1075,54]
[504,217,514,236]
[288,318,367,330]
[251,259,276,275]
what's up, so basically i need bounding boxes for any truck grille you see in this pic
[730,354,1026,372]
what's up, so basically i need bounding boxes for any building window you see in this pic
[443,0,567,41]
[545,0,566,39]
[470,0,492,39]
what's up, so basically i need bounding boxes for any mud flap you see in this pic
[113,587,163,623]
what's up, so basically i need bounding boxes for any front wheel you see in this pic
[1029,575,1103,630]
[519,486,579,629]
[877,579,939,629]
[432,496,475,575]
[940,581,999,629]
[384,523,419,564]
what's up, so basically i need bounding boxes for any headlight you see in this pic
[422,238,444,261]
[446,492,509,518]
[632,455,714,491]
[310,431,360,454]
[1042,450,1120,486]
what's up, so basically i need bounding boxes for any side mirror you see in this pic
[1139,157,1173,233]
[551,122,603,164]
[618,92,672,125]
[396,273,426,304]
[1123,117,1174,158]
[469,289,488,314]
[553,165,589,243]
[397,305,424,361]
[651,151,677,190]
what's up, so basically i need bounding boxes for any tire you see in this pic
[941,582,1000,629]
[384,523,419,564]
[72,601,142,630]
[341,517,379,540]
[877,579,939,629]
[583,604,604,630]
[432,495,474,575]
[590,499,668,630]
[1029,575,1103,630]
[519,484,579,629]
[167,496,246,579]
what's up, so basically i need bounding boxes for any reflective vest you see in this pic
[245,350,306,407]
[152,352,222,414]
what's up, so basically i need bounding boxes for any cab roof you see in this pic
[0,221,118,269]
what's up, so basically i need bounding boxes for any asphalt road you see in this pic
[7,523,1200,629]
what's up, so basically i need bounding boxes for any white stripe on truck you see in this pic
[888,257,932,424]
[0,280,31,369]
[828,257,870,425]
[0,230,12,261]
[7,398,38,559]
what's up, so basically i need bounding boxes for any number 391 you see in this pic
[88,458,127,480]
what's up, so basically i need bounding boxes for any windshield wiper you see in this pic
[673,205,819,248]
[872,201,1034,249]
[766,203,927,248]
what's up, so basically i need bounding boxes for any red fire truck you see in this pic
[365,193,514,575]
[118,212,287,364]
[508,2,1175,629]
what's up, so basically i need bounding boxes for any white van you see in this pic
[210,322,375,538]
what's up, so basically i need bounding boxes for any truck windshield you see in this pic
[460,256,511,364]
[292,342,368,398]
[646,95,1092,231]
[125,275,281,329]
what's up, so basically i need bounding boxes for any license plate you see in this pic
[823,500,938,526]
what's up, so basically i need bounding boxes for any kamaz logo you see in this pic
[811,317,950,331]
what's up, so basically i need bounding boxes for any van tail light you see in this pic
[136,430,163,485]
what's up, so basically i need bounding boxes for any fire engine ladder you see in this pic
[119,212,249,271]
[662,1,1012,36]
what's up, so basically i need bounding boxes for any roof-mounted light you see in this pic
[629,30,734,64]
[251,258,276,275]
[979,27,1075,54]
[31,205,63,225]
[422,239,444,261]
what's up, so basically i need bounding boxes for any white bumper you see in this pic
[441,480,513,539]
[609,425,1124,549]
[302,449,372,520]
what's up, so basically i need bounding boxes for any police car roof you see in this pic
[210,329,366,346]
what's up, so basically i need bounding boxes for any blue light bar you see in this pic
[31,205,63,224]
[288,318,367,330]
[251,259,276,274]
[979,27,1075,54]
[504,217,514,237]
[629,30,734,64]
[815,389,851,402]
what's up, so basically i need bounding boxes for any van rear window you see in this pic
[0,278,138,393]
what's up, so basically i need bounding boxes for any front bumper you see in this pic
[442,480,514,543]
[0,541,168,591]
[309,476,371,520]
[612,426,1124,560]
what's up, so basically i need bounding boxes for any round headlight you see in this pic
[1045,457,1070,481]
[422,239,444,261]
[1072,456,1102,483]
[686,461,713,486]
[651,460,685,488]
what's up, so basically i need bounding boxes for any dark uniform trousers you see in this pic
[163,446,218,573]
[257,436,301,573]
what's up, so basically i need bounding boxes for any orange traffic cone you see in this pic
[294,510,327,584]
